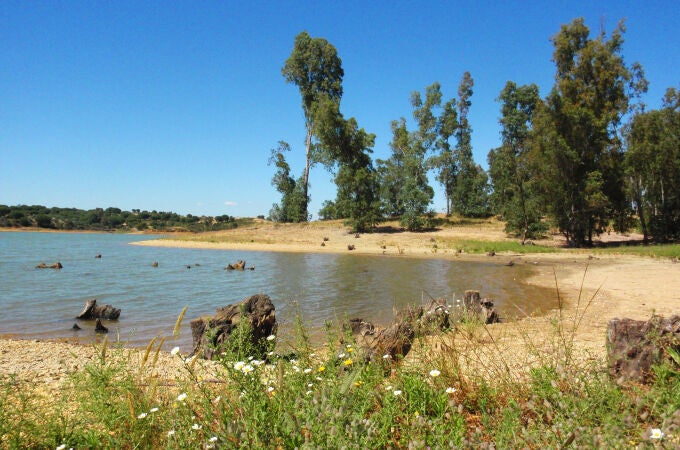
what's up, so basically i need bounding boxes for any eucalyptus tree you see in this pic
[268,141,307,222]
[532,18,646,246]
[625,86,680,241]
[451,72,489,217]
[488,81,543,242]
[282,31,344,219]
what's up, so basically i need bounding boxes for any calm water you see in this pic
[0,232,555,350]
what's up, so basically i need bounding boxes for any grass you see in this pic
[2,298,679,449]
[592,242,680,259]
[440,238,558,255]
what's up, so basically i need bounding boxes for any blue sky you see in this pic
[2,1,678,218]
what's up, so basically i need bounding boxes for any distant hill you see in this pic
[0,204,250,232]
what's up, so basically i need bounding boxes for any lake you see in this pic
[0,231,555,351]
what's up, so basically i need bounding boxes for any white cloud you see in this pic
[224,201,238,206]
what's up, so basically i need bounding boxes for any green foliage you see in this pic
[625,87,680,241]
[532,18,647,247]
[268,142,309,223]
[0,204,238,232]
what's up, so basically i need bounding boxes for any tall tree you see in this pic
[282,31,344,220]
[451,72,489,217]
[488,81,543,242]
[625,86,680,241]
[314,98,380,232]
[532,18,646,246]
[268,141,307,222]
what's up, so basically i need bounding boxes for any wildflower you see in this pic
[347,347,354,353]
[248,356,254,361]
[209,436,218,443]
[308,383,313,387]
[267,386,275,393]
[310,353,316,357]
[393,390,402,396]
[252,359,264,366]
[343,358,353,366]
[170,346,180,355]
[267,334,276,341]
[650,428,664,439]
[382,354,391,360]
[267,351,274,356]
[385,385,393,391]
[304,368,312,374]
[56,445,67,450]
[241,364,255,374]
[316,376,323,381]
[445,387,457,394]
[234,361,245,371]
[192,423,202,430]
[338,352,346,358]
[306,390,313,395]
[176,393,187,402]
[318,366,326,372]
[213,396,221,404]
[167,430,176,437]
[293,365,301,372]
[137,412,148,419]
[149,407,159,413]
[346,344,353,349]
[429,369,441,377]
[354,380,363,387]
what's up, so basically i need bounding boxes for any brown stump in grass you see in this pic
[76,298,121,320]
[190,294,277,360]
[606,315,680,383]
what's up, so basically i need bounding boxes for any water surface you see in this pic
[0,232,556,350]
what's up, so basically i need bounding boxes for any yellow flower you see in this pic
[318,366,326,372]
[354,381,363,387]
[343,359,353,366]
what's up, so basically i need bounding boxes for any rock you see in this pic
[606,315,680,383]
[36,262,63,269]
[152,261,159,267]
[76,298,121,320]
[72,323,81,330]
[95,319,108,333]
[95,254,102,259]
[347,245,355,251]
[190,294,277,360]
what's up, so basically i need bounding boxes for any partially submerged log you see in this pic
[76,298,121,320]
[190,294,276,360]
[95,319,108,333]
[36,262,62,269]
[226,260,254,270]
[606,315,680,383]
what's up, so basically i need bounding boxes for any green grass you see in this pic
[2,313,679,448]
[442,238,558,254]
[591,243,680,259]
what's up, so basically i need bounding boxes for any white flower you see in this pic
[308,383,313,387]
[382,354,391,360]
[56,445,67,450]
[267,351,274,356]
[306,390,313,395]
[137,412,148,419]
[209,436,218,443]
[393,390,402,396]
[235,361,246,372]
[176,392,187,402]
[429,369,441,377]
[650,428,664,439]
[266,334,276,341]
[338,352,346,358]
[149,407,159,413]
[446,387,457,394]
[316,376,323,381]
[241,364,255,374]
[293,365,301,372]
[213,396,221,404]
[167,430,176,437]
[309,353,316,357]
[267,386,275,393]
[252,360,264,366]
[304,368,312,374]
[170,346,180,355]
[248,356,254,361]
[346,344,353,349]
[385,385,393,391]
[192,423,202,430]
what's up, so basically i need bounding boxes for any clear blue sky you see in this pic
[2,1,678,218]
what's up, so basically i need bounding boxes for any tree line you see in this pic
[270,19,680,246]
[0,204,240,232]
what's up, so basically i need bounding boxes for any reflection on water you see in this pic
[0,232,556,350]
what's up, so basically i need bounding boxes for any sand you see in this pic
[2,219,678,387]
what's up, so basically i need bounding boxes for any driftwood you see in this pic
[36,262,62,269]
[76,298,121,320]
[190,294,276,360]
[226,260,254,270]
[346,290,500,363]
[606,315,680,383]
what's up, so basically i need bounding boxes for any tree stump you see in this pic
[190,294,277,360]
[76,299,121,320]
[606,315,680,383]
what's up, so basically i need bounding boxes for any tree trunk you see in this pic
[302,124,313,221]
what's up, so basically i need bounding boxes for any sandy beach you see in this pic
[2,219,678,388]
